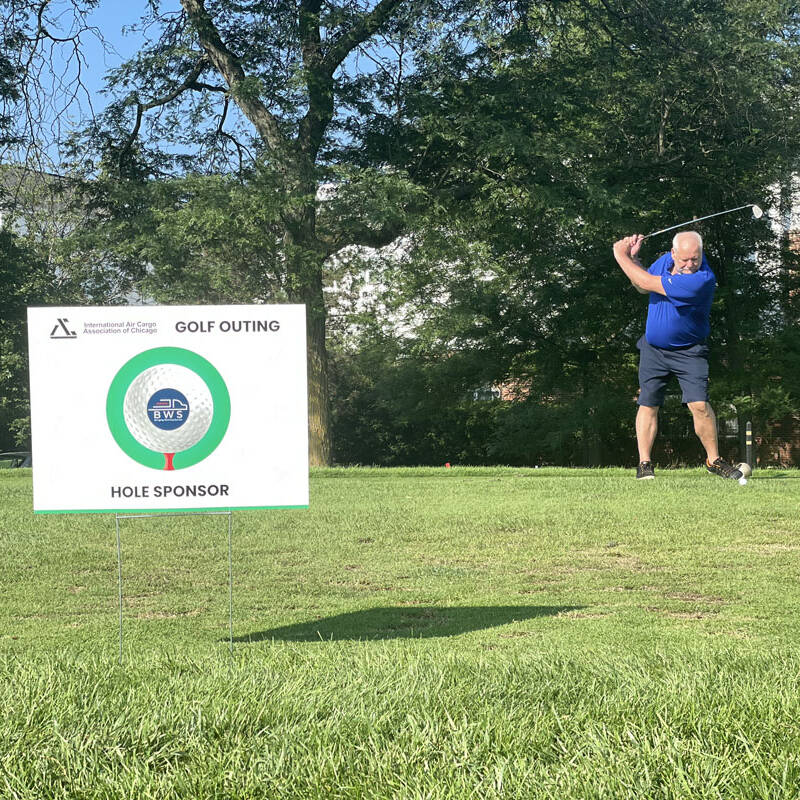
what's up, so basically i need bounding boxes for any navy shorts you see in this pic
[637,335,709,406]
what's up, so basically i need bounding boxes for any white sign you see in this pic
[27,305,309,513]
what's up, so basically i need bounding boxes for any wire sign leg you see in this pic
[227,511,234,655]
[115,514,124,665]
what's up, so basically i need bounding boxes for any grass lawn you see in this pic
[2,466,800,798]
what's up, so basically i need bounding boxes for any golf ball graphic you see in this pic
[107,347,230,471]
[123,364,213,454]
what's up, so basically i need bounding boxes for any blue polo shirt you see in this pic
[645,252,716,349]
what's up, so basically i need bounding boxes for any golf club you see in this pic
[642,203,763,240]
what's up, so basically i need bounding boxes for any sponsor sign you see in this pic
[27,305,309,513]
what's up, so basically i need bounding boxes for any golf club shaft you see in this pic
[643,204,757,240]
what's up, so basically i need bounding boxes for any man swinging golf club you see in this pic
[612,230,743,481]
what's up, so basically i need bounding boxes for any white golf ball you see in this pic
[123,364,213,453]
[738,477,748,486]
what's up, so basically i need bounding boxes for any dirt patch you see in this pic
[558,551,660,574]
[753,543,800,554]
[124,593,161,605]
[353,582,396,592]
[604,585,659,593]
[727,542,800,554]
[136,608,205,620]
[648,606,720,619]
[665,591,726,603]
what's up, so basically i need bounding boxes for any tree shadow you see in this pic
[233,604,583,643]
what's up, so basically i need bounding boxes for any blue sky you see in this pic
[82,3,150,105]
[34,1,396,168]
[35,2,179,165]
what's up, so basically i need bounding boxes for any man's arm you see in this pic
[612,235,666,296]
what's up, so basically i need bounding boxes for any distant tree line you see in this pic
[2,0,799,466]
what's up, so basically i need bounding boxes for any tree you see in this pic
[8,1,800,465]
[64,0,490,466]
[336,0,800,465]
[0,1,102,449]
[1,1,101,167]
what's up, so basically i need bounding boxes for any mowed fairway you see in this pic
[2,466,800,798]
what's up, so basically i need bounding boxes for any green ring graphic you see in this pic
[107,347,231,470]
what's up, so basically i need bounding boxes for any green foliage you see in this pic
[0,230,50,449]
[330,327,502,466]
[0,165,135,449]
[732,386,797,429]
[489,393,639,467]
[11,0,800,463]
[0,25,21,144]
[335,0,800,465]
[69,170,289,304]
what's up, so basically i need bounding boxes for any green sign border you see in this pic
[106,347,231,470]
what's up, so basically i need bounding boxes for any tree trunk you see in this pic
[160,0,413,466]
[304,272,331,466]
[283,195,331,466]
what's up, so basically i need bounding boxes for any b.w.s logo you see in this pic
[146,388,190,431]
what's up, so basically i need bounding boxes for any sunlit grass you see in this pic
[2,466,800,798]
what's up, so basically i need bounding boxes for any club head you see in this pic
[751,204,764,219]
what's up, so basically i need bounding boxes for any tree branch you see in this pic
[2,1,99,166]
[180,0,289,159]
[139,58,208,113]
[119,57,208,170]
[321,0,408,76]
[322,219,406,258]
[298,0,407,159]
[215,95,254,174]
[190,80,227,93]
[298,0,331,159]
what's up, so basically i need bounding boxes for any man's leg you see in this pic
[687,401,719,462]
[636,404,659,463]
[688,400,744,479]
[636,336,667,476]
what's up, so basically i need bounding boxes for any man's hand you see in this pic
[613,234,644,261]
[612,233,666,296]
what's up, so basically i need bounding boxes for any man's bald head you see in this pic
[671,231,703,274]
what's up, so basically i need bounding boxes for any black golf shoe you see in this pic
[636,461,655,480]
[706,457,743,480]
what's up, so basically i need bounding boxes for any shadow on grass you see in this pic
[233,604,583,643]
